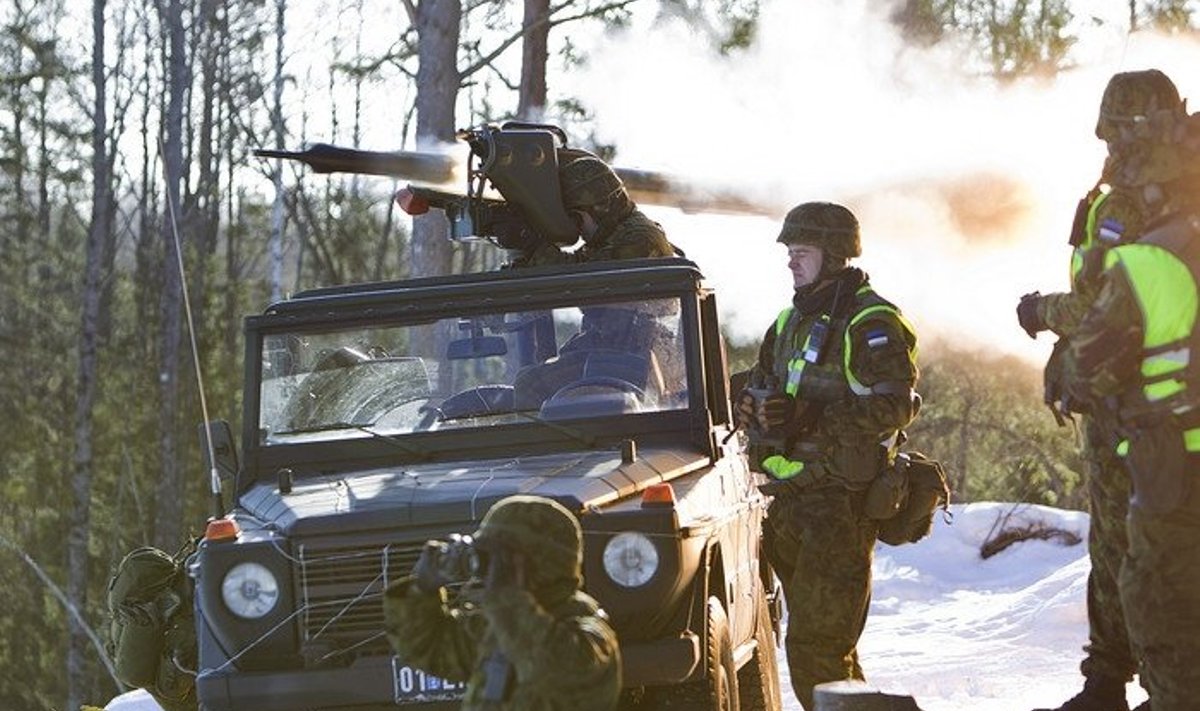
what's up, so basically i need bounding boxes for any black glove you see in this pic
[1017,292,1046,339]
[412,540,451,594]
[483,544,526,592]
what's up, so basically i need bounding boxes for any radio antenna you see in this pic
[159,136,224,519]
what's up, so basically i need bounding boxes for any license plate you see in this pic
[391,657,467,702]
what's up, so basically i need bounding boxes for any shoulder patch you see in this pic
[1097,217,1125,244]
[866,328,890,349]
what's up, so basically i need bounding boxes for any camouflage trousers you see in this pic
[763,484,878,711]
[1119,475,1200,711]
[1078,416,1137,684]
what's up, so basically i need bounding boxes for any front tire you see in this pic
[656,596,740,710]
[737,589,782,711]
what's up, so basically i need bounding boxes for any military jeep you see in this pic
[192,256,781,710]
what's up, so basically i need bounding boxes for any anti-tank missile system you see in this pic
[255,122,779,252]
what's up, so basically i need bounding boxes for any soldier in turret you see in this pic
[515,152,677,266]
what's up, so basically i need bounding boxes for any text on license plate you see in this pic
[391,658,467,702]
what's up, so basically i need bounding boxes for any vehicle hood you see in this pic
[238,445,708,537]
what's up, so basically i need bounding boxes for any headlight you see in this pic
[603,532,659,588]
[221,562,280,619]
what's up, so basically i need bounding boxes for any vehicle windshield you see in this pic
[258,296,690,445]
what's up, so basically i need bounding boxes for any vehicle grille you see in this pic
[296,538,425,658]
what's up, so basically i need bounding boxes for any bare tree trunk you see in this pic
[517,0,549,121]
[411,0,460,280]
[68,2,113,707]
[154,0,189,550]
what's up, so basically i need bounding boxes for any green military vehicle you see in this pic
[191,255,782,710]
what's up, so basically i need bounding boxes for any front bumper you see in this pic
[196,634,701,710]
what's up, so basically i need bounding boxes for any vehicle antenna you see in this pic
[160,136,224,520]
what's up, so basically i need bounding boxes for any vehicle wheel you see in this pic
[737,589,782,711]
[655,596,740,710]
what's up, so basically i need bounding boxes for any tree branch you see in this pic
[458,0,641,81]
[0,533,124,691]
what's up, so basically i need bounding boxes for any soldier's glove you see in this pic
[412,540,453,594]
[1017,292,1047,339]
[758,393,794,431]
[735,390,758,430]
[482,543,526,593]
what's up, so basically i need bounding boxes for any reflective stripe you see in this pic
[843,302,918,397]
[1145,380,1186,402]
[1071,191,1110,284]
[762,455,805,480]
[1143,347,1191,376]
[1117,439,1129,457]
[1185,428,1200,453]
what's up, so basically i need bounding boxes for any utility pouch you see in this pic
[107,542,198,711]
[1124,421,1192,515]
[876,453,951,546]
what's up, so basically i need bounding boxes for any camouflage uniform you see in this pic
[383,495,621,711]
[1062,70,1200,711]
[1035,187,1146,699]
[744,203,920,711]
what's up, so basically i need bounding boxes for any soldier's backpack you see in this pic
[107,541,198,711]
[872,452,952,546]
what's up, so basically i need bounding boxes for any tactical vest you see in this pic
[760,285,917,481]
[1104,213,1200,453]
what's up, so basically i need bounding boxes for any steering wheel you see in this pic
[547,376,646,403]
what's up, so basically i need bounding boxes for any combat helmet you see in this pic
[776,201,862,260]
[558,154,635,233]
[1095,69,1184,142]
[474,495,582,596]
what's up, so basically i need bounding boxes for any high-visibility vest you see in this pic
[760,286,918,481]
[1104,214,1200,453]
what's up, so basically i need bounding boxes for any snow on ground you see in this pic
[107,502,1148,711]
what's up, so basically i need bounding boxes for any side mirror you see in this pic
[447,335,508,360]
[199,420,239,481]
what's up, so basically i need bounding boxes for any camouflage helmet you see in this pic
[1095,69,1183,142]
[776,201,862,259]
[559,155,630,212]
[474,495,582,589]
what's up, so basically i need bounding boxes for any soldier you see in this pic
[736,201,920,710]
[1019,70,1179,711]
[516,151,678,266]
[1061,70,1200,711]
[383,494,621,711]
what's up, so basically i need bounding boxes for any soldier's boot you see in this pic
[1033,676,1129,711]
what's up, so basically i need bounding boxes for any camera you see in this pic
[432,533,488,585]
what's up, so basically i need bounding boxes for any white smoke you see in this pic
[563,0,1200,361]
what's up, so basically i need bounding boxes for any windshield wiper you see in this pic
[271,422,430,460]
[272,421,369,436]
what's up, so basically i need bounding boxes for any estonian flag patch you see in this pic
[866,329,889,348]
[1098,217,1125,243]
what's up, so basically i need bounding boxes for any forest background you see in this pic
[0,0,1197,709]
